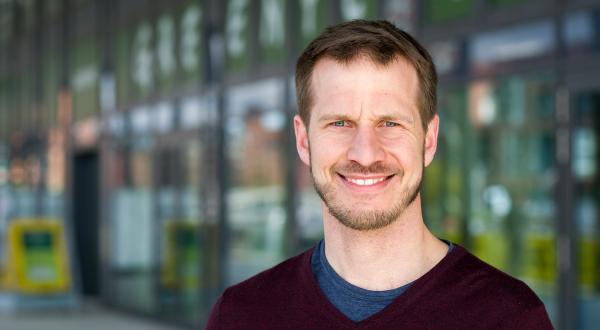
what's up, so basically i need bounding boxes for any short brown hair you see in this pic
[295,20,437,131]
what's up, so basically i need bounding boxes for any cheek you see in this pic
[309,135,347,174]
[385,141,424,168]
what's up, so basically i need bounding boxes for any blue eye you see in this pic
[384,121,399,127]
[332,121,345,127]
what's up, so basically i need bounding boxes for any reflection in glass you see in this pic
[110,139,156,313]
[259,0,285,63]
[299,0,328,48]
[226,0,250,71]
[340,0,376,21]
[470,20,555,74]
[296,159,323,251]
[423,87,467,245]
[564,11,595,54]
[225,79,287,285]
[153,93,217,324]
[468,76,557,313]
[573,92,600,329]
[424,0,473,24]
[156,139,203,324]
[429,76,558,321]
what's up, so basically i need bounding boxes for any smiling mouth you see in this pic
[337,174,395,186]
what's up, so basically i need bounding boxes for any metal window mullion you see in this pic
[554,0,577,328]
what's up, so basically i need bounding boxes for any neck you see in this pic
[322,194,447,291]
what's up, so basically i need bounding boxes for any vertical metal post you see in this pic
[554,0,576,329]
[59,0,82,305]
[97,0,112,305]
[282,0,299,257]
[7,0,21,218]
[206,0,228,301]
[556,87,575,330]
[197,0,215,323]
[33,0,45,218]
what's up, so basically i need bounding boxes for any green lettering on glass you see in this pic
[340,0,375,20]
[260,0,285,63]
[131,22,154,92]
[181,4,202,72]
[424,0,474,23]
[300,0,327,48]
[226,0,249,71]
[157,15,176,77]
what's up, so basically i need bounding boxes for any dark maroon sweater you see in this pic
[206,244,553,329]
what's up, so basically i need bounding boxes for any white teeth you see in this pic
[347,177,386,186]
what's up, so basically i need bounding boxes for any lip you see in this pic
[337,173,395,191]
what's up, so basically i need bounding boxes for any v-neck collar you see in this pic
[299,242,467,328]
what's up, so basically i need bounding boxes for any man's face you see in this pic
[294,56,439,231]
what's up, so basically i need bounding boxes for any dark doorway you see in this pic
[73,151,100,297]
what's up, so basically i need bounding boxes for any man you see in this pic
[207,20,552,329]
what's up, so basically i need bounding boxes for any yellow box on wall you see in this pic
[160,221,201,291]
[6,219,71,294]
[0,264,7,290]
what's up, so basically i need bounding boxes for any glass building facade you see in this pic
[0,0,599,329]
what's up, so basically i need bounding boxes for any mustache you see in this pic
[333,161,399,176]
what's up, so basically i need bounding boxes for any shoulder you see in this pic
[226,247,312,300]
[206,247,315,329]
[453,247,541,305]
[442,245,553,328]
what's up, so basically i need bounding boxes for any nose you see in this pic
[346,126,385,167]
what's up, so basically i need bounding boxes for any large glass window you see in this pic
[107,110,156,313]
[423,87,468,245]
[0,140,9,291]
[468,75,557,319]
[154,94,218,325]
[259,0,286,64]
[225,0,251,73]
[423,0,474,24]
[469,20,555,75]
[427,74,557,324]
[70,36,100,120]
[155,134,203,323]
[564,10,597,55]
[43,25,61,127]
[115,28,132,107]
[295,150,323,251]
[491,0,528,6]
[572,92,600,329]
[339,0,376,21]
[299,0,328,49]
[225,79,288,285]
[178,2,203,86]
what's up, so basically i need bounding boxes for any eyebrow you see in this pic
[317,114,354,122]
[317,113,415,126]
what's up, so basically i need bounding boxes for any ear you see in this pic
[423,114,439,167]
[294,115,310,166]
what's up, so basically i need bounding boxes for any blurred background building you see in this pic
[0,0,598,329]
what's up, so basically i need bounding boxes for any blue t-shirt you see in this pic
[311,239,453,322]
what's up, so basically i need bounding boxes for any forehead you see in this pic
[310,56,420,117]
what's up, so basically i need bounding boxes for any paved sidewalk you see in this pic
[0,303,182,330]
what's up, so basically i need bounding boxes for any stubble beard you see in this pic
[310,154,423,231]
